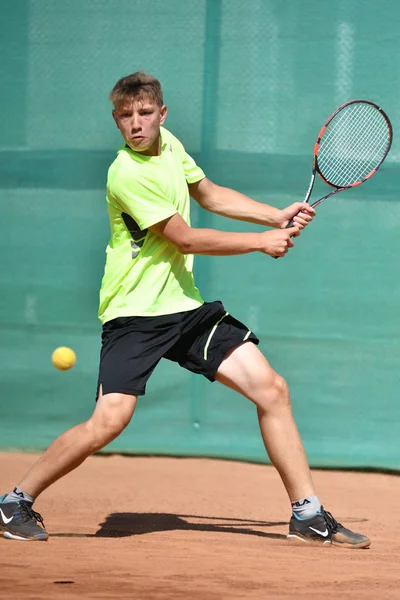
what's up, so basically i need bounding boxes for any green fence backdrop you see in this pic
[1,0,400,469]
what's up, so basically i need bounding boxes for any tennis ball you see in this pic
[51,347,76,371]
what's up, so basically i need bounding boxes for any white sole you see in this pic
[3,531,48,541]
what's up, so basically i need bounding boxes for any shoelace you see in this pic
[321,506,341,534]
[17,501,45,528]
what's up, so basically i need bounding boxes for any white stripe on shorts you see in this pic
[203,312,229,360]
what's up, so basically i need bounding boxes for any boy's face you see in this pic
[112,96,167,156]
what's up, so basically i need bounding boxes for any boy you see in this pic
[0,72,369,548]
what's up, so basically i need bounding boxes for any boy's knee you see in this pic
[87,393,136,449]
[255,372,291,413]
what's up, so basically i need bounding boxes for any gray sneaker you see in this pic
[0,494,48,541]
[287,506,370,549]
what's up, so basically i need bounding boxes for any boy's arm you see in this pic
[188,178,315,229]
[149,212,300,258]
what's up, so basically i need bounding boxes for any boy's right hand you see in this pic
[259,227,300,258]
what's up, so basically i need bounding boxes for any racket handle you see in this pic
[272,216,296,258]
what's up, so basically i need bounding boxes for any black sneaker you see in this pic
[0,495,48,541]
[287,506,370,549]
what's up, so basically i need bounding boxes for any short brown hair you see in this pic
[110,71,163,109]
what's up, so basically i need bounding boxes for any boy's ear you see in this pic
[160,105,168,125]
[112,110,120,129]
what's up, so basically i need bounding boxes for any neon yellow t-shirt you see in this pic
[98,127,205,324]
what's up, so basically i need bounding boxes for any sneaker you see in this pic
[287,505,370,549]
[0,495,48,541]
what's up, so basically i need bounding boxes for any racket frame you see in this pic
[307,99,393,209]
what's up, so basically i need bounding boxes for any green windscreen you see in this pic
[1,0,399,470]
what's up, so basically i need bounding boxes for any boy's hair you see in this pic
[110,71,163,109]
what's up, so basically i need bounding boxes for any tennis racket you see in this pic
[287,99,393,228]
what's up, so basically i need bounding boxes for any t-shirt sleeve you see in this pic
[109,168,177,231]
[182,151,206,184]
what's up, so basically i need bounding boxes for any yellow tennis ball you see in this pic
[51,347,76,371]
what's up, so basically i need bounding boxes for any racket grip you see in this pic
[286,218,295,229]
[272,217,296,258]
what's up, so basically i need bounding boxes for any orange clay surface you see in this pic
[0,452,399,599]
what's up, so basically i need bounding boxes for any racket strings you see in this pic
[321,105,387,163]
[323,108,387,167]
[319,107,387,184]
[321,122,387,185]
[318,108,388,186]
[317,103,390,187]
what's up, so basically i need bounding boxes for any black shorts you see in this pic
[96,301,259,397]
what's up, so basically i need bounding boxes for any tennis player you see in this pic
[0,72,370,548]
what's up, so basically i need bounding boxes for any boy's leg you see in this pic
[0,390,137,541]
[215,342,370,548]
[17,390,137,498]
[215,342,314,502]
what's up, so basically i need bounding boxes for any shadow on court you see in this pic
[94,512,288,539]
[52,513,288,539]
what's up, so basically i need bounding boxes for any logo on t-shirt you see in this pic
[122,213,148,259]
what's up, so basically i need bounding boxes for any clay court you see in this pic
[1,453,399,599]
